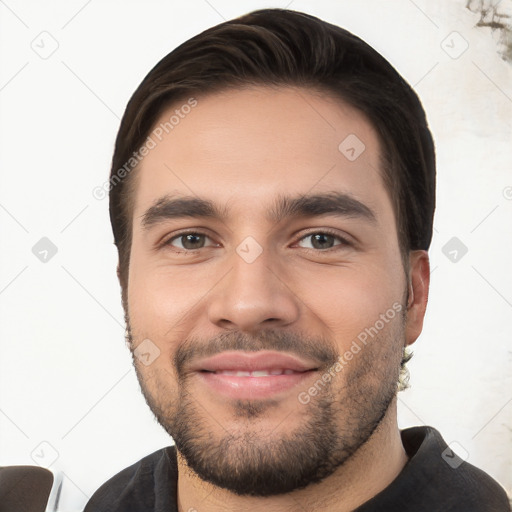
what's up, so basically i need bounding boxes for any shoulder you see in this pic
[403,426,510,511]
[84,446,178,512]
[357,426,510,512]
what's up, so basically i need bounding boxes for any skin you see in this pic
[126,86,430,511]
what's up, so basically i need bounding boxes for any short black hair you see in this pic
[108,8,436,290]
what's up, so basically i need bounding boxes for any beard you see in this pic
[128,313,406,497]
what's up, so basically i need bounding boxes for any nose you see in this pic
[207,247,300,333]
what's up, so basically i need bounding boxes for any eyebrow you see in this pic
[141,192,377,229]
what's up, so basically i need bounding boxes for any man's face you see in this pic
[126,86,412,496]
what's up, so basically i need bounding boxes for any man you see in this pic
[84,8,510,512]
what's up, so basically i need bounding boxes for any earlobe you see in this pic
[405,250,430,346]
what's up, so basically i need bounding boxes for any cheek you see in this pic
[127,250,211,351]
[291,259,405,349]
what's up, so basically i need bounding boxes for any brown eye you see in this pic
[166,232,214,250]
[297,232,350,250]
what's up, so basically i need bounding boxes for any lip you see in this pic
[192,350,319,400]
[192,350,319,373]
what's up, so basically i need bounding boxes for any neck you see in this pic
[176,398,407,512]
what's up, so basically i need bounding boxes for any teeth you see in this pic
[213,369,297,377]
[252,370,273,377]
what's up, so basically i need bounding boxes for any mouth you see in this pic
[192,351,320,400]
[202,369,305,376]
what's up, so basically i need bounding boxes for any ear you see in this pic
[405,250,430,346]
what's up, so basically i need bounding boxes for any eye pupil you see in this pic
[311,233,334,249]
[182,234,204,249]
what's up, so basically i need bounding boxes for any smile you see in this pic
[204,369,302,376]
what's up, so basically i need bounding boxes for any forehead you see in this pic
[132,86,392,225]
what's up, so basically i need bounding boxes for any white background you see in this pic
[0,0,511,510]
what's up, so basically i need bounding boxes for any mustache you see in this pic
[174,329,339,376]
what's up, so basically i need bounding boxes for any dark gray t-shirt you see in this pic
[84,426,510,511]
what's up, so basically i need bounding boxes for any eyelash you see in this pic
[160,229,352,254]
